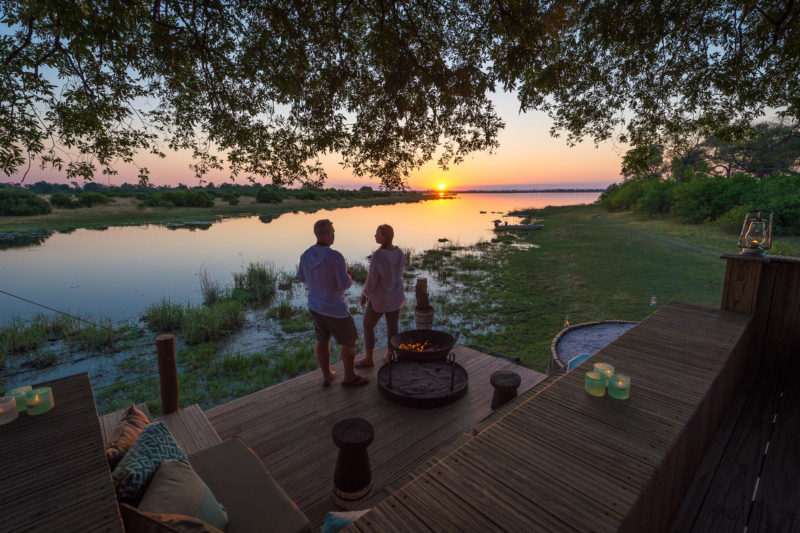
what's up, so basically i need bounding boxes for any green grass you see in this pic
[142,298,185,333]
[94,340,319,415]
[181,300,245,345]
[348,262,368,283]
[425,204,728,371]
[14,202,789,411]
[232,261,278,305]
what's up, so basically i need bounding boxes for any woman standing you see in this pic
[355,224,406,367]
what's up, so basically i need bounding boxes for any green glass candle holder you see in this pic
[8,386,31,412]
[593,363,614,386]
[608,373,630,400]
[585,371,606,397]
[25,387,55,416]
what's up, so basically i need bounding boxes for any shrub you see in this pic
[49,192,77,208]
[638,180,676,216]
[78,191,113,207]
[295,188,320,200]
[222,192,239,205]
[141,190,215,208]
[598,180,647,211]
[0,188,52,216]
[256,187,282,203]
[715,205,753,234]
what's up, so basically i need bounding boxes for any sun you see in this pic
[437,183,446,191]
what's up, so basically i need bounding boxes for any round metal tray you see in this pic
[377,359,468,408]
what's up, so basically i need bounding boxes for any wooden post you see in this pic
[415,277,430,309]
[156,334,180,415]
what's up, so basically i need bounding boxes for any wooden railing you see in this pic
[721,253,800,369]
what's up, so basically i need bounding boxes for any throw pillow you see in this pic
[106,404,151,469]
[139,460,228,531]
[120,503,225,533]
[112,421,188,504]
[322,509,371,533]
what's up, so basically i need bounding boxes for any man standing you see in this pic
[297,219,368,387]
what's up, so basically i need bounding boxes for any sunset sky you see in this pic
[17,90,626,191]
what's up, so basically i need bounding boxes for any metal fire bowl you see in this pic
[377,359,469,408]
[390,329,457,362]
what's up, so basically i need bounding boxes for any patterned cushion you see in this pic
[139,460,228,531]
[112,421,188,504]
[106,404,151,469]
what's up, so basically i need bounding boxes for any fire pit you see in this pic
[378,329,468,408]
[390,329,457,362]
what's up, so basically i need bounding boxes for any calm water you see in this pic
[0,192,599,323]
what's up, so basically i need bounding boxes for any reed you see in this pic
[232,261,277,305]
[142,298,185,333]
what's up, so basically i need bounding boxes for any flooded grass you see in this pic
[231,261,278,305]
[4,203,732,413]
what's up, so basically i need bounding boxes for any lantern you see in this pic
[738,211,773,256]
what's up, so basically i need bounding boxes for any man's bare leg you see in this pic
[341,341,358,381]
[316,340,336,382]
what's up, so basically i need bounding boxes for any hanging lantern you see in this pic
[737,211,773,256]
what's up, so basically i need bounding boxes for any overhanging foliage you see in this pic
[2,1,798,188]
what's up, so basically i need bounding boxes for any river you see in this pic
[0,192,600,323]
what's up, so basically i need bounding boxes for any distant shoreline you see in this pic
[437,188,606,194]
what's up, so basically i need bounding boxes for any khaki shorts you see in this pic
[310,311,357,345]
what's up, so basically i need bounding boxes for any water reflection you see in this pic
[0,192,599,322]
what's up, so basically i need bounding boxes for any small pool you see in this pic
[551,321,638,370]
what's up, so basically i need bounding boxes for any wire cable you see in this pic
[0,289,129,328]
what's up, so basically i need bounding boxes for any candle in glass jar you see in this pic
[593,363,615,385]
[585,371,606,397]
[8,386,32,412]
[608,374,631,400]
[25,387,55,415]
[0,396,19,425]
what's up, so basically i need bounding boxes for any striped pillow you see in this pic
[112,421,188,504]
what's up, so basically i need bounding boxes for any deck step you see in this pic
[161,404,223,455]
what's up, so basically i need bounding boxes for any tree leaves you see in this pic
[1,0,798,187]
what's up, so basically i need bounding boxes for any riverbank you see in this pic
[0,192,424,233]
[3,203,786,415]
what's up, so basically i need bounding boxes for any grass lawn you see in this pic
[430,204,732,371]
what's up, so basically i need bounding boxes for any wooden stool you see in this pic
[332,418,374,508]
[490,371,521,409]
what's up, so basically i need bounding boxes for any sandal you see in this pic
[323,371,337,387]
[341,375,369,387]
[354,359,374,368]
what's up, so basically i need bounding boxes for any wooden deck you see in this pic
[205,344,546,528]
[0,374,123,532]
[670,335,800,532]
[347,302,753,532]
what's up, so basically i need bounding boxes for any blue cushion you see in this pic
[322,510,370,533]
[112,421,188,504]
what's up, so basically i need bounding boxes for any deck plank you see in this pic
[205,344,546,528]
[349,302,752,532]
[747,361,800,533]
